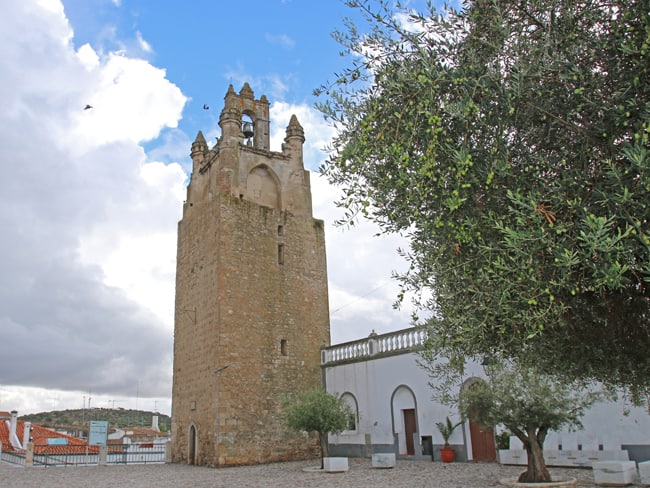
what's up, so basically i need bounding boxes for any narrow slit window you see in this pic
[280,339,288,356]
[278,225,284,236]
[278,244,284,265]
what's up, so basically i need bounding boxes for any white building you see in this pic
[321,328,650,465]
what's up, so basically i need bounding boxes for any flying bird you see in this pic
[203,104,209,110]
[84,104,93,110]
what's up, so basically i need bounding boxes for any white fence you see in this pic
[321,328,426,365]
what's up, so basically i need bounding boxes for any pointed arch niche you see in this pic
[246,165,280,209]
[188,423,198,465]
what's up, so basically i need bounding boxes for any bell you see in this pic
[242,121,254,139]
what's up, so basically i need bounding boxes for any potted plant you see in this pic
[436,416,462,462]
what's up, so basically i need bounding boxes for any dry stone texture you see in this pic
[171,84,330,466]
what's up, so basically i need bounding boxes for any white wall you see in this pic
[324,350,650,459]
[325,352,467,451]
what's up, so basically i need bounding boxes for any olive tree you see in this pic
[317,0,650,399]
[283,389,353,468]
[454,362,601,482]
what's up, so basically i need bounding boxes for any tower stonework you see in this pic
[171,84,331,467]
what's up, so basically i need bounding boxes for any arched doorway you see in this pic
[391,385,418,456]
[462,378,497,462]
[188,424,198,465]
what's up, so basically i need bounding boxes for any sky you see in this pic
[0,0,444,417]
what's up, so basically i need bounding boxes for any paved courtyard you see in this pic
[0,458,641,488]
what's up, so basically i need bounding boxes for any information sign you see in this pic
[88,420,109,446]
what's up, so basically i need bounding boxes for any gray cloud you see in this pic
[0,1,184,401]
[0,0,416,416]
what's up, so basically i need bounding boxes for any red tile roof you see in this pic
[0,418,97,454]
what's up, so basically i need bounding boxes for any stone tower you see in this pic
[171,84,331,467]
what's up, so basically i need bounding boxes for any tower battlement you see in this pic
[186,84,312,218]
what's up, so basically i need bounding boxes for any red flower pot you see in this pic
[440,447,456,463]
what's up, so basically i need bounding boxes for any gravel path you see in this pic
[0,458,641,487]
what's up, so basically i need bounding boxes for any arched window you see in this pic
[340,392,359,432]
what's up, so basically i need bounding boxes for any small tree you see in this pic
[436,416,462,449]
[457,363,601,483]
[283,389,353,468]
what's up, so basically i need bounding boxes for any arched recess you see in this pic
[246,164,281,209]
[461,377,497,462]
[391,385,418,456]
[340,392,359,432]
[188,423,198,465]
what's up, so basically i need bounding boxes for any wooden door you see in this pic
[469,419,496,462]
[403,409,416,456]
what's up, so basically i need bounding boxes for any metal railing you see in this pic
[106,443,166,465]
[33,449,99,467]
[1,442,168,467]
[1,450,26,466]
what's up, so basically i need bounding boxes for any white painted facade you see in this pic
[322,328,650,464]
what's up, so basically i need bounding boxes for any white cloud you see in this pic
[224,64,291,101]
[269,101,336,171]
[0,0,186,414]
[136,30,153,53]
[71,50,186,147]
[0,0,416,417]
[312,175,415,343]
[77,43,100,69]
[1,385,169,416]
[270,102,415,344]
[265,33,295,49]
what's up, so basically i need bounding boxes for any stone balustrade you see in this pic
[321,328,426,365]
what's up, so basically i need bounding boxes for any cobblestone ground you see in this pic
[0,458,643,488]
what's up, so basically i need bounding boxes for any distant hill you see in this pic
[19,408,171,433]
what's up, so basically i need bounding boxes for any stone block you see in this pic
[592,461,637,486]
[323,457,349,472]
[500,449,629,468]
[499,449,526,465]
[638,461,650,485]
[372,453,396,468]
[99,445,108,465]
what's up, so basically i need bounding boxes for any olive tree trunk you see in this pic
[518,427,551,483]
[319,431,329,469]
